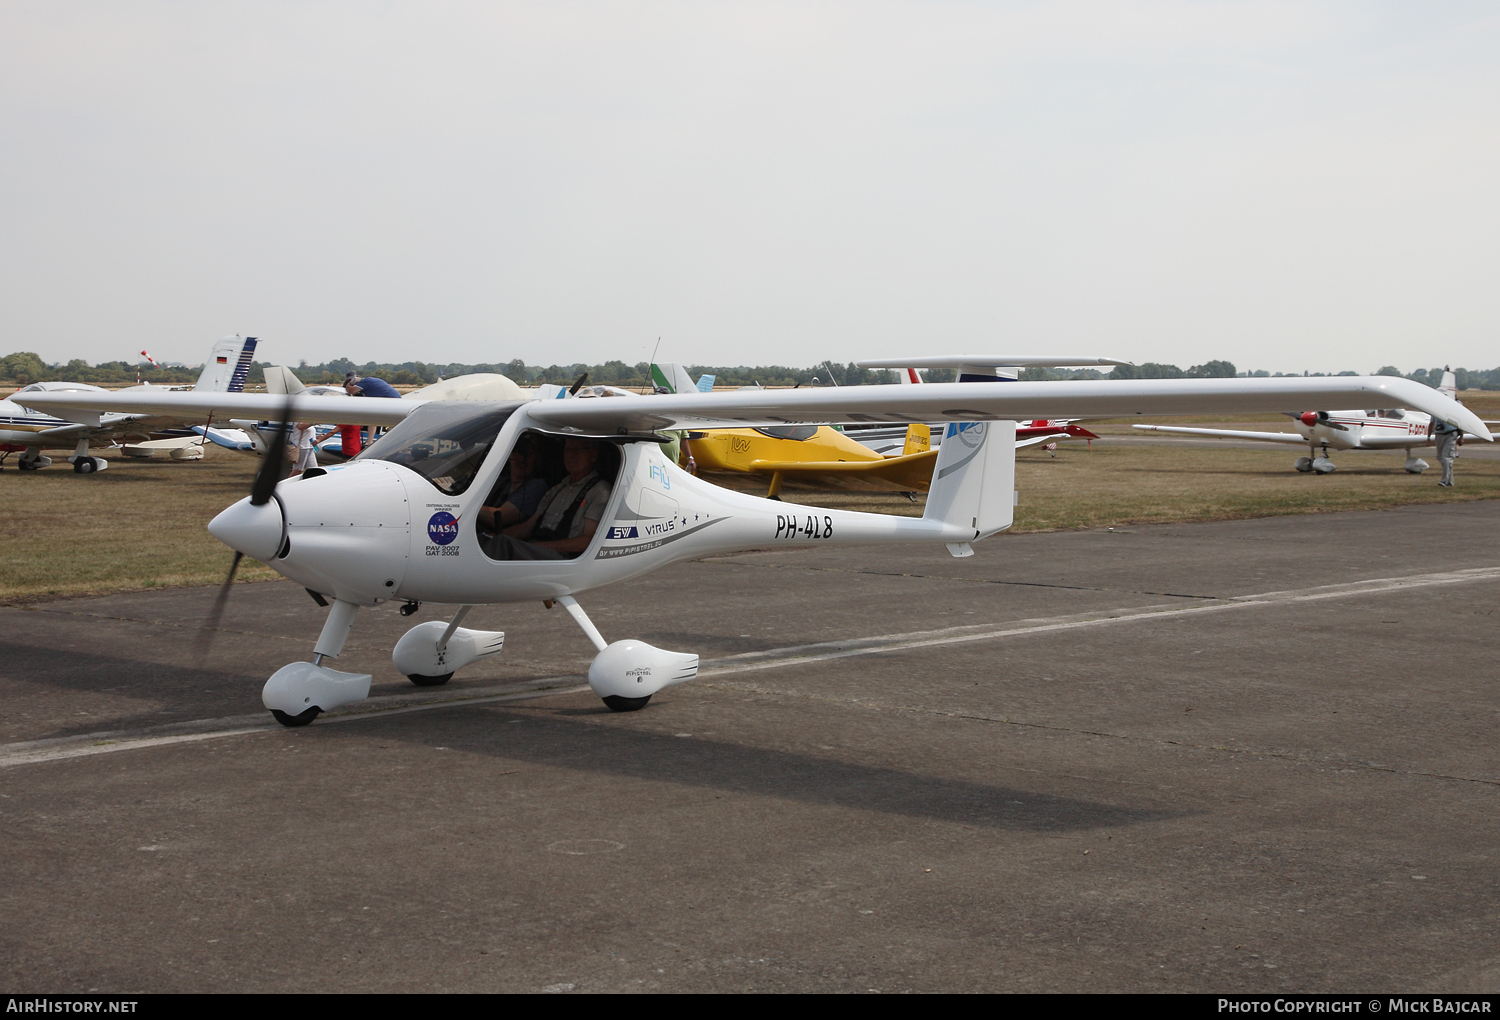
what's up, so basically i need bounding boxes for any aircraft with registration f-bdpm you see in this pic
[1131,371,1500,474]
[18,375,1492,727]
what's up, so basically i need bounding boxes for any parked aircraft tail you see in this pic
[650,363,700,395]
[193,336,258,393]
[1439,370,1457,400]
[264,365,307,395]
[922,419,1016,554]
[902,423,931,456]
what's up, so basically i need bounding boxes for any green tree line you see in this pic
[6,350,1500,390]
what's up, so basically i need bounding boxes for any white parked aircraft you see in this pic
[0,336,259,473]
[111,365,530,459]
[1130,371,1500,474]
[45,374,1478,727]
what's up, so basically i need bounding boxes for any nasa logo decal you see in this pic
[427,511,460,545]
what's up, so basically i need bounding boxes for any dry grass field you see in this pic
[0,447,281,602]
[4,397,1499,602]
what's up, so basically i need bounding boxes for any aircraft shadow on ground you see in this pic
[323,705,1185,834]
[0,641,261,740]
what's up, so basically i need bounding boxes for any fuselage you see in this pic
[1294,408,1436,450]
[209,402,989,608]
[0,385,106,453]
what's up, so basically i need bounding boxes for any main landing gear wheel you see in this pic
[271,706,321,727]
[602,695,652,712]
[1294,457,1313,473]
[74,458,96,474]
[406,673,453,687]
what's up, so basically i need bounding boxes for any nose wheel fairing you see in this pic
[263,662,372,719]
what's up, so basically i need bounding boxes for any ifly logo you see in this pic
[608,526,640,540]
[649,463,671,489]
[427,511,460,545]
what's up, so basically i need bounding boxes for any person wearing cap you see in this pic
[344,372,401,399]
[341,373,401,453]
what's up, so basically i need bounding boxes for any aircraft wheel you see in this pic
[1294,457,1313,473]
[407,673,453,687]
[18,460,37,472]
[271,707,321,727]
[74,459,93,474]
[602,695,652,712]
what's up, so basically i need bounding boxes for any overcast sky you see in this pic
[2,1,1497,373]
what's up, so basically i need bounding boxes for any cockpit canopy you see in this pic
[14,381,109,394]
[753,425,819,441]
[356,401,521,495]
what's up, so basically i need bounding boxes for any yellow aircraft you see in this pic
[683,423,937,498]
[647,361,1099,498]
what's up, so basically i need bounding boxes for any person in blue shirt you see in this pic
[342,373,401,450]
[344,372,401,399]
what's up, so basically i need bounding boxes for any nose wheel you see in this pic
[407,672,453,687]
[271,707,322,727]
[602,695,652,712]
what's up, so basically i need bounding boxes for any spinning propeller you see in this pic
[1296,411,1348,431]
[194,401,295,661]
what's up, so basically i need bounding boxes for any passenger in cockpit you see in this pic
[485,439,613,560]
[478,435,548,530]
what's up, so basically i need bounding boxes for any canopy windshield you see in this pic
[356,401,521,495]
[754,425,818,441]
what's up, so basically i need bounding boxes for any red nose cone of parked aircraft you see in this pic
[208,497,285,563]
[1300,412,1319,427]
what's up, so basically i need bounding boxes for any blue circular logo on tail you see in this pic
[427,511,459,545]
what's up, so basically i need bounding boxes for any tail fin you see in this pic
[696,374,716,393]
[1439,370,1457,399]
[194,336,257,392]
[263,365,306,395]
[922,419,1016,553]
[901,423,931,456]
[650,363,699,395]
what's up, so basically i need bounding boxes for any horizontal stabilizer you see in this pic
[1132,425,1308,444]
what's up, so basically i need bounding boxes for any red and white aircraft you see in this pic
[849,355,1126,453]
[1131,371,1500,474]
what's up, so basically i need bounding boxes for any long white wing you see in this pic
[12,390,417,427]
[527,377,1493,441]
[857,356,1132,369]
[1132,425,1309,445]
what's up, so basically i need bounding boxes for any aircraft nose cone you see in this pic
[1299,411,1319,427]
[208,497,285,562]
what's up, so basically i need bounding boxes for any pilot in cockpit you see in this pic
[485,438,613,560]
[477,434,548,531]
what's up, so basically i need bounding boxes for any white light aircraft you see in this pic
[25,375,1479,728]
[66,364,531,460]
[0,336,259,473]
[1130,371,1500,474]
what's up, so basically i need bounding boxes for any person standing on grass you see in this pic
[286,422,319,476]
[1433,419,1460,487]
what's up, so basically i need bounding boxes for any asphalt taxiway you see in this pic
[2,501,1498,992]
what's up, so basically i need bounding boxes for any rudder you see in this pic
[922,419,1015,544]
